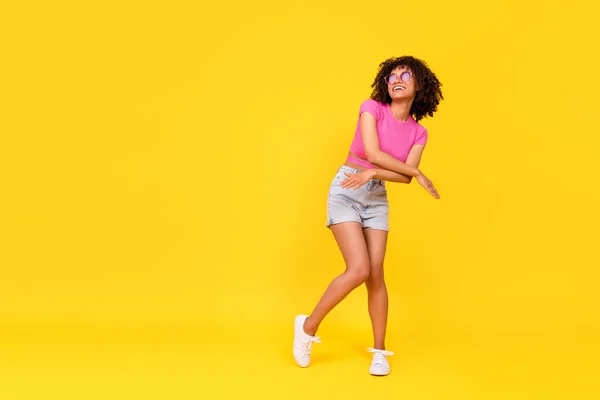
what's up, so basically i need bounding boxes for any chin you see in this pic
[390,93,412,101]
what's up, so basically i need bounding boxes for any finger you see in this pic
[426,183,435,195]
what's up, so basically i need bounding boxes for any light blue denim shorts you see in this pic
[325,165,389,231]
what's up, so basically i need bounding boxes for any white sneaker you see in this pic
[293,314,321,367]
[368,348,394,376]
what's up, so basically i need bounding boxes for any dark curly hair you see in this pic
[370,56,443,122]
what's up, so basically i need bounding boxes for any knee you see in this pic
[347,264,371,286]
[366,266,385,289]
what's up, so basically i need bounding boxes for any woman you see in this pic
[293,56,444,376]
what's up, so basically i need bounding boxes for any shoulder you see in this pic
[414,120,427,133]
[413,121,428,144]
[359,99,385,119]
[360,98,385,109]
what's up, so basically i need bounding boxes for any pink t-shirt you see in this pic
[346,99,428,169]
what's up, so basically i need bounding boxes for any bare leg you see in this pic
[363,228,389,350]
[303,222,371,336]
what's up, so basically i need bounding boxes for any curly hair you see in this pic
[370,56,443,122]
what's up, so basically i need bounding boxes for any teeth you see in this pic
[394,87,405,91]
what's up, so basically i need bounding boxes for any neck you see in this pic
[389,99,413,122]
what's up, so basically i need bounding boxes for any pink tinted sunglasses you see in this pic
[384,71,412,84]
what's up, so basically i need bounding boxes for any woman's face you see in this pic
[386,65,417,101]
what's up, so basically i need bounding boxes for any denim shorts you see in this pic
[325,165,389,231]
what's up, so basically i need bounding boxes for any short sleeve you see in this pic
[358,99,381,120]
[414,128,428,145]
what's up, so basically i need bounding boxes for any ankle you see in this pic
[303,317,318,336]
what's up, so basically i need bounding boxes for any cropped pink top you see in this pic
[346,99,428,169]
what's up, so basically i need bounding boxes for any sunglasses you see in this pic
[384,71,412,85]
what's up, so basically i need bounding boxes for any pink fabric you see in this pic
[347,99,428,169]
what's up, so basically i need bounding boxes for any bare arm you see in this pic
[348,138,426,184]
[360,111,422,177]
[370,168,411,183]
[372,143,426,183]
[342,111,439,198]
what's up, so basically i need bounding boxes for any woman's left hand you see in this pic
[341,170,376,190]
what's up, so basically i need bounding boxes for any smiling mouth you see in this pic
[393,86,406,91]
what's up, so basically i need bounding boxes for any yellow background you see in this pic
[1,0,599,399]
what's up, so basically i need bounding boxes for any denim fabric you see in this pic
[326,165,389,231]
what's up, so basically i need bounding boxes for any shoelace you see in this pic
[301,335,321,356]
[367,348,394,366]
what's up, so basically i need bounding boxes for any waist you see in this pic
[344,151,376,170]
[337,163,384,186]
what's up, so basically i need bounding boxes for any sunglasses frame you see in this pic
[384,71,413,85]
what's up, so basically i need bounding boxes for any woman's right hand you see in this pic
[416,172,440,199]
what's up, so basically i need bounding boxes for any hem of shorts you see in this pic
[325,219,389,232]
[362,225,389,232]
[325,217,362,229]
